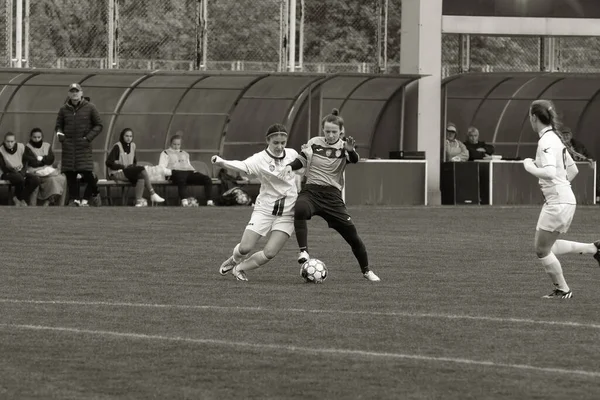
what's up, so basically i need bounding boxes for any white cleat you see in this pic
[150,193,165,203]
[232,265,248,281]
[297,250,310,265]
[363,270,380,282]
[219,256,236,275]
[135,198,148,207]
[207,200,215,206]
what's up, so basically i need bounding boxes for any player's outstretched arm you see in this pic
[211,155,250,175]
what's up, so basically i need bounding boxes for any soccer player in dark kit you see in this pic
[279,109,380,282]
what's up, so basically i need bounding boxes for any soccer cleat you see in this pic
[181,198,190,207]
[219,256,236,275]
[593,241,600,267]
[135,198,148,207]
[79,199,89,207]
[298,250,310,265]
[150,193,165,203]
[231,265,248,281]
[207,200,215,206]
[363,270,381,282]
[542,289,573,299]
[189,198,199,207]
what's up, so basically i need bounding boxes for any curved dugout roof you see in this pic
[289,74,421,158]
[0,69,421,177]
[442,72,600,159]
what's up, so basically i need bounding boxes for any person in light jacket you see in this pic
[158,134,214,207]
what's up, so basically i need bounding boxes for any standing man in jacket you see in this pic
[55,83,103,206]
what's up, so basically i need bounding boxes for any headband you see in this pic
[266,131,288,138]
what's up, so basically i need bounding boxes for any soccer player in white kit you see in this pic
[524,100,600,299]
[212,124,300,281]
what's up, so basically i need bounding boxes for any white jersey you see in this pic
[535,127,576,205]
[236,148,299,216]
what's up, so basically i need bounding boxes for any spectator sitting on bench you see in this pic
[0,131,40,206]
[106,128,165,207]
[23,127,67,206]
[445,123,469,162]
[464,126,495,160]
[158,134,214,207]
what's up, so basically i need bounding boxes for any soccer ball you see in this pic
[301,259,328,283]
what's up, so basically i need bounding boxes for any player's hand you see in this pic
[36,156,43,161]
[523,158,535,170]
[278,165,292,180]
[344,136,356,151]
[476,147,486,152]
[211,155,222,166]
[300,143,309,151]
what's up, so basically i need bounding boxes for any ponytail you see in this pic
[530,100,593,165]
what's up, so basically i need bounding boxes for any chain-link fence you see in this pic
[0,0,9,67]
[441,34,460,78]
[206,0,282,71]
[6,0,600,74]
[28,0,107,68]
[469,36,541,72]
[117,0,196,70]
[557,37,600,72]
[302,0,380,73]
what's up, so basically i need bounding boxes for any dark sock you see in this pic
[333,224,370,273]
[294,219,308,250]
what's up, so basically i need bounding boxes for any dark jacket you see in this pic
[465,141,495,160]
[55,98,103,172]
[569,138,592,161]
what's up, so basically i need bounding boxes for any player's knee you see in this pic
[536,248,551,258]
[294,201,311,220]
[238,243,253,255]
[262,248,278,260]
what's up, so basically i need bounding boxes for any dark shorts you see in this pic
[297,184,353,228]
[111,165,144,184]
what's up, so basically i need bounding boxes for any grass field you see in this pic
[1,205,600,399]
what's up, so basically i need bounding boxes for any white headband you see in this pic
[266,131,288,138]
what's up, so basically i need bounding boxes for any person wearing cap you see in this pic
[561,127,592,162]
[55,83,103,206]
[464,126,495,160]
[445,123,469,162]
[211,123,301,281]
[158,134,214,206]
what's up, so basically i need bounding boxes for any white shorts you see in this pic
[245,211,294,237]
[536,204,576,234]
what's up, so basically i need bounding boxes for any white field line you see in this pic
[1,298,600,330]
[0,322,599,379]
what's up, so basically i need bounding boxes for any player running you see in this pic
[278,109,380,282]
[212,124,301,281]
[524,99,599,299]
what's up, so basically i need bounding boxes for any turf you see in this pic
[1,206,600,399]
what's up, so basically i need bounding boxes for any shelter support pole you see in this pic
[400,0,442,205]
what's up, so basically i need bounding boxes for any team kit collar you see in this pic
[538,126,553,138]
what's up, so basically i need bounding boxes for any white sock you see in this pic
[551,240,596,255]
[237,251,270,272]
[232,243,249,264]
[539,253,570,292]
